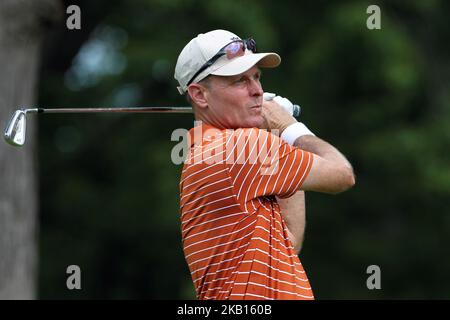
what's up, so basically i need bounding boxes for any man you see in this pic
[174,29,355,300]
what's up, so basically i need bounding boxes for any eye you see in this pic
[234,77,246,84]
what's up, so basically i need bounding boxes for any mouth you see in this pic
[251,105,262,110]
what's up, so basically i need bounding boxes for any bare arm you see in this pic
[276,191,306,255]
[262,99,355,194]
[295,135,355,194]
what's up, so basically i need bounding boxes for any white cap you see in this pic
[174,29,281,94]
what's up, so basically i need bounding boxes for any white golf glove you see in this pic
[263,92,295,116]
[263,92,315,145]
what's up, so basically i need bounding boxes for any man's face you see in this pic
[203,66,264,129]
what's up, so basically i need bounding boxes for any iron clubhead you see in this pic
[4,110,27,146]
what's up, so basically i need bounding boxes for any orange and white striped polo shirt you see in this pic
[179,123,314,300]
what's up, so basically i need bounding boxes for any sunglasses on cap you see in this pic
[186,38,257,87]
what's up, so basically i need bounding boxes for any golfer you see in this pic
[174,29,355,300]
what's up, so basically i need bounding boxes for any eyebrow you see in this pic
[235,69,262,80]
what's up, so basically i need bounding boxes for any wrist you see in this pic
[278,119,297,135]
[280,122,315,145]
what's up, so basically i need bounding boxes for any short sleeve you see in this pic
[225,128,314,205]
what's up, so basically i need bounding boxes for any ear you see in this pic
[187,84,209,109]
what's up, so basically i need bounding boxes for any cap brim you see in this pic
[210,52,280,77]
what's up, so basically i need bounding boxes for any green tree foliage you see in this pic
[37,0,450,298]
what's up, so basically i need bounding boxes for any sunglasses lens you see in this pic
[225,41,245,59]
[186,38,257,87]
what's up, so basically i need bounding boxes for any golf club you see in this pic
[4,104,301,147]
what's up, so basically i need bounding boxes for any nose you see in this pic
[248,77,263,97]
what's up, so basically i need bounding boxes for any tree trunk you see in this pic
[0,0,62,299]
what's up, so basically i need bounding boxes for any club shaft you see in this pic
[24,107,193,114]
[21,105,301,116]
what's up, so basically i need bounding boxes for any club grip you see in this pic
[292,104,301,117]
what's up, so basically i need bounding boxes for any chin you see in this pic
[230,116,263,129]
[248,116,264,129]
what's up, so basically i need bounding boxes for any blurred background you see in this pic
[0,0,449,299]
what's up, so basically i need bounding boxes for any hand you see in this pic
[261,99,297,135]
[263,92,296,116]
